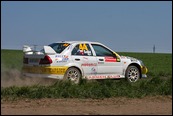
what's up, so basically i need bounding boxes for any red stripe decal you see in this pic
[105,57,117,62]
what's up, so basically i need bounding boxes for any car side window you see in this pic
[48,43,70,53]
[71,43,93,56]
[91,44,115,57]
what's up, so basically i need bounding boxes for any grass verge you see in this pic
[1,76,172,100]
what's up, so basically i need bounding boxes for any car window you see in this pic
[72,43,93,56]
[91,44,115,57]
[48,43,70,53]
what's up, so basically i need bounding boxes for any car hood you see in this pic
[120,56,138,62]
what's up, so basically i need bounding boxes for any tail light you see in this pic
[39,55,52,64]
[23,57,28,64]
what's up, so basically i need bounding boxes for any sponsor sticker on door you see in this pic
[105,57,117,62]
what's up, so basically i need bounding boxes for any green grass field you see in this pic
[1,49,172,99]
[118,52,172,77]
[1,49,23,71]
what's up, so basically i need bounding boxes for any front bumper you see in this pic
[141,66,148,78]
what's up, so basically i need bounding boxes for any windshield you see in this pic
[48,43,70,53]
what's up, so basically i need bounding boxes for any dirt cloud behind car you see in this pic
[1,68,56,87]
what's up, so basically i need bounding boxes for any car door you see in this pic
[91,44,123,75]
[71,43,98,75]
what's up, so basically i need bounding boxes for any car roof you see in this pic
[54,41,102,44]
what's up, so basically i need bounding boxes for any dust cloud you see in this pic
[1,69,58,88]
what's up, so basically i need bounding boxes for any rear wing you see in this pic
[23,45,56,55]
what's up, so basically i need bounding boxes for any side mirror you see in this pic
[113,52,121,62]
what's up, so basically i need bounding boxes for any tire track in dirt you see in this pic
[1,96,172,115]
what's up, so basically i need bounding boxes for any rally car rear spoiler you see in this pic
[23,45,56,55]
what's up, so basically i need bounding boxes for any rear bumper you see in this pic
[22,66,68,75]
[22,66,68,79]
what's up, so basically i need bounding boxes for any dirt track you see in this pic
[1,70,172,115]
[1,96,172,115]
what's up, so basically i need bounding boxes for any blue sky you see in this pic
[1,1,172,53]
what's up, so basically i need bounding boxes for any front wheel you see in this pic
[64,67,81,84]
[125,66,140,82]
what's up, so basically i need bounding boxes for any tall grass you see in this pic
[1,76,172,100]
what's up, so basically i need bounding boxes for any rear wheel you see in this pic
[125,66,140,82]
[64,67,81,84]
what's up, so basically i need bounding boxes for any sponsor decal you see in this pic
[83,57,88,60]
[84,50,91,56]
[87,75,120,79]
[23,66,68,75]
[81,63,97,66]
[91,67,97,74]
[77,44,92,56]
[77,50,91,56]
[79,44,88,51]
[105,57,117,62]
[55,55,69,62]
[98,62,104,64]
[82,57,89,62]
[63,43,69,47]
[88,75,106,79]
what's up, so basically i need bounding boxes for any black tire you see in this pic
[64,67,81,84]
[125,65,140,82]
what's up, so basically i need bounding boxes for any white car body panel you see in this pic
[22,41,148,81]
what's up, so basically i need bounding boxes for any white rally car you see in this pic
[22,41,148,84]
